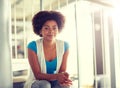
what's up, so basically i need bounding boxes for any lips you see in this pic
[47,34,54,36]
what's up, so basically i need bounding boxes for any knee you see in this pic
[31,80,51,88]
[42,80,51,88]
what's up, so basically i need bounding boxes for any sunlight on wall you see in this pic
[76,2,94,85]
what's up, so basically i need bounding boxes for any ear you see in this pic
[39,30,42,37]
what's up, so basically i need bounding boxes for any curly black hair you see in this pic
[32,10,65,37]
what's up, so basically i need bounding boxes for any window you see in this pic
[11,0,40,59]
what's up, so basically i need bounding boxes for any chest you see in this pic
[43,46,57,61]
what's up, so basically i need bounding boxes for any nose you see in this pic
[48,28,54,33]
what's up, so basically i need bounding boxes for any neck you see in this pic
[43,39,56,47]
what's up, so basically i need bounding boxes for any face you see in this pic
[40,20,59,41]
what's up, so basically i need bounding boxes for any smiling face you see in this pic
[40,20,59,41]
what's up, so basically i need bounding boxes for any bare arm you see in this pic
[28,48,41,79]
[58,49,72,86]
[59,49,69,73]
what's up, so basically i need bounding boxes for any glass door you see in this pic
[75,1,120,88]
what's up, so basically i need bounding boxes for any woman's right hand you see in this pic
[56,72,72,86]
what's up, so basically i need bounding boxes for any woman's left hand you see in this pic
[60,72,72,86]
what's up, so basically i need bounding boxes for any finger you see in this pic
[64,72,69,77]
[61,83,72,86]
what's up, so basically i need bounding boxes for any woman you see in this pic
[24,10,72,88]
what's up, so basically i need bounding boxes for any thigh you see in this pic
[31,80,51,88]
[52,81,70,88]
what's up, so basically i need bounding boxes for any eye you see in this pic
[53,27,57,30]
[44,27,49,30]
[53,26,58,30]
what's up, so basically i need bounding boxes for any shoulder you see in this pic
[64,41,69,47]
[27,41,37,53]
[57,39,69,52]
[27,41,36,48]
[64,41,69,52]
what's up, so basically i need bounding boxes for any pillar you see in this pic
[0,0,13,88]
